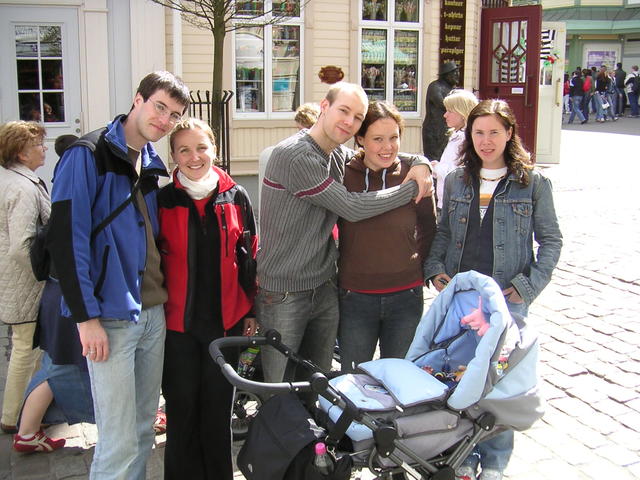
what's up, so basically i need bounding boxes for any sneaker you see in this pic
[479,468,503,480]
[580,120,588,124]
[13,430,65,453]
[455,465,478,480]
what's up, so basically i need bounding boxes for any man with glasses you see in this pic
[48,71,190,479]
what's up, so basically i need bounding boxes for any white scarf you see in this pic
[177,168,219,200]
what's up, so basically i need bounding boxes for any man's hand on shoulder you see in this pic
[77,318,110,362]
[403,164,434,203]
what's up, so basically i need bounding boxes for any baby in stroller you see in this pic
[210,271,543,480]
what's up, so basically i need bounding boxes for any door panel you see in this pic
[0,6,81,187]
[479,5,542,157]
[536,23,566,164]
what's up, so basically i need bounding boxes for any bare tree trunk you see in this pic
[210,2,226,149]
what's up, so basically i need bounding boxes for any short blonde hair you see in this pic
[294,103,320,129]
[325,82,368,107]
[0,121,46,168]
[443,89,479,124]
[169,118,217,162]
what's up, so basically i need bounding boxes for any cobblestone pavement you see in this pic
[1,118,639,479]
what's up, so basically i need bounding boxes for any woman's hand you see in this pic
[502,286,524,304]
[431,273,452,292]
[243,317,258,336]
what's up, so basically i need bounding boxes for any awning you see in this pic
[543,7,640,34]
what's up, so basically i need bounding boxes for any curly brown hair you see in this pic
[0,121,46,168]
[460,99,532,185]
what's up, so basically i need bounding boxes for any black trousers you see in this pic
[162,328,240,480]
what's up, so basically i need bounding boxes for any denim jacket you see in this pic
[423,167,562,306]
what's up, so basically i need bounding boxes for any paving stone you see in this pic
[10,453,51,480]
[578,456,638,480]
[618,411,640,432]
[618,361,640,375]
[598,382,639,403]
[608,426,640,452]
[594,443,640,467]
[625,398,640,413]
[606,339,639,355]
[604,371,640,389]
[578,410,619,435]
[591,321,624,336]
[591,398,634,417]
[547,357,588,376]
[52,452,88,479]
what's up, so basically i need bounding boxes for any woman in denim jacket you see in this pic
[423,99,562,480]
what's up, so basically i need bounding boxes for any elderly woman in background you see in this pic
[0,121,49,435]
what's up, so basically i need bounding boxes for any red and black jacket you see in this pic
[157,167,257,333]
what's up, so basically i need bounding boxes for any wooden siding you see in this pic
[165,0,482,174]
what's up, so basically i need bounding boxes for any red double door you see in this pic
[478,5,542,158]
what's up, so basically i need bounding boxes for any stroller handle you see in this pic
[209,330,330,396]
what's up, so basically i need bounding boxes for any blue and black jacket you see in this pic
[48,115,169,323]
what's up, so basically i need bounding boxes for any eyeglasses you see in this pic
[32,142,47,151]
[150,100,183,124]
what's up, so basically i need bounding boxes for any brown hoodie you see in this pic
[338,153,436,291]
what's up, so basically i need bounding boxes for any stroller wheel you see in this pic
[232,390,262,441]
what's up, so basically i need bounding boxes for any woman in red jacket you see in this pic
[157,118,257,480]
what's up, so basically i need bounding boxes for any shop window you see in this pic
[360,0,421,113]
[15,25,65,123]
[234,1,303,117]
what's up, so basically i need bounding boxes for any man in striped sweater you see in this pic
[257,82,433,383]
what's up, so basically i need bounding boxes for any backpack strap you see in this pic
[69,127,141,242]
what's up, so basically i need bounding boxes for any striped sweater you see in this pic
[257,131,418,292]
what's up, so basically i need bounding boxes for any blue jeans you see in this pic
[629,92,639,116]
[88,304,166,480]
[568,96,585,123]
[463,430,514,472]
[338,286,424,373]
[256,279,339,383]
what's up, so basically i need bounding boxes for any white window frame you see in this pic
[358,0,424,118]
[233,1,304,119]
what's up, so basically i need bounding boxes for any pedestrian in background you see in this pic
[12,134,85,454]
[337,101,437,373]
[625,65,640,118]
[0,121,49,435]
[567,70,587,124]
[431,88,479,213]
[158,118,257,480]
[614,63,627,116]
[424,99,563,480]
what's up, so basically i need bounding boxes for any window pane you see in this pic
[15,26,38,57]
[43,92,65,122]
[362,0,387,21]
[361,29,387,102]
[236,26,264,113]
[39,26,62,57]
[272,25,300,112]
[19,92,41,121]
[42,60,64,89]
[491,20,527,84]
[17,60,40,89]
[395,0,419,22]
[273,0,300,17]
[393,30,418,111]
[237,0,264,16]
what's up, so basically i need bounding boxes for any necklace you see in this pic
[480,173,506,182]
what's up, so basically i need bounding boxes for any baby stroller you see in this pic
[210,271,543,480]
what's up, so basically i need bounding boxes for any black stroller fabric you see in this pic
[238,393,352,480]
